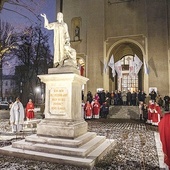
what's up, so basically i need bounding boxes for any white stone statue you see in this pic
[41,12,77,67]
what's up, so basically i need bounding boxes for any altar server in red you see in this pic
[152,102,162,126]
[92,100,100,119]
[84,101,92,119]
[25,99,35,120]
[147,100,154,124]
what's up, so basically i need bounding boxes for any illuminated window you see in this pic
[119,55,138,92]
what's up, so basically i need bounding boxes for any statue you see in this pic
[41,12,77,67]
[74,26,80,41]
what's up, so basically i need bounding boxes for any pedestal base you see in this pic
[37,119,88,138]
[0,132,117,169]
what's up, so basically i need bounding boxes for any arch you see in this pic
[104,37,149,93]
[106,38,145,61]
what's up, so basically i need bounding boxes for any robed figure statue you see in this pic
[41,12,77,67]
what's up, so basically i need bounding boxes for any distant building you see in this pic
[1,75,16,101]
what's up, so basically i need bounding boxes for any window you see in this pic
[5,81,8,86]
[5,89,8,95]
[120,55,133,66]
[119,55,138,92]
[121,73,138,92]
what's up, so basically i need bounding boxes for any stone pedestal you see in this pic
[37,73,88,138]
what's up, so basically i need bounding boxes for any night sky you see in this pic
[1,0,57,75]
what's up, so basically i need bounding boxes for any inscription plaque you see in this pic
[49,87,68,115]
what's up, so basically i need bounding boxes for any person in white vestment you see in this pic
[10,97,25,133]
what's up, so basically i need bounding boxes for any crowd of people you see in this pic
[82,89,170,121]
[82,89,170,168]
[82,99,109,119]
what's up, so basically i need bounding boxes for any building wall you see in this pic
[146,0,169,95]
[63,0,105,94]
[62,0,170,96]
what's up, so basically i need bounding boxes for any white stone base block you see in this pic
[37,119,88,138]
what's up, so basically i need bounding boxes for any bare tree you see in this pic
[14,25,52,105]
[0,20,18,59]
[0,20,18,97]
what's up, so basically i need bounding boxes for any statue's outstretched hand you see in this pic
[40,13,46,18]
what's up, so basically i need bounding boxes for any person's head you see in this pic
[149,100,154,104]
[29,99,32,102]
[140,101,143,105]
[57,12,63,23]
[16,97,20,103]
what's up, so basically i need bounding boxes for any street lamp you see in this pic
[35,87,41,93]
[35,87,41,104]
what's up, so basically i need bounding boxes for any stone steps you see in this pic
[0,132,116,169]
[108,106,140,119]
[12,135,106,157]
[25,132,97,147]
[0,145,95,168]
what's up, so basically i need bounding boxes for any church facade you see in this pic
[60,0,170,96]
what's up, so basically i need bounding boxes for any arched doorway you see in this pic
[106,41,145,92]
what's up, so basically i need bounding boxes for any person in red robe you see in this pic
[84,101,92,119]
[25,99,35,120]
[147,100,155,124]
[158,112,170,169]
[92,100,100,119]
[94,93,100,103]
[152,102,162,126]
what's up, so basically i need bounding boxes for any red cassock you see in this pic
[84,103,92,119]
[92,102,100,118]
[80,66,84,76]
[26,102,35,119]
[94,95,100,102]
[148,103,155,122]
[152,105,161,124]
[158,113,170,168]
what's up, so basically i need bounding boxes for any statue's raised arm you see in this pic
[40,13,52,30]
